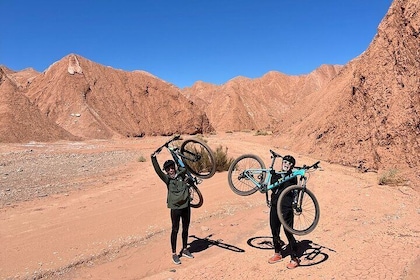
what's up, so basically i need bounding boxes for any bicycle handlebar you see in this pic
[154,134,181,154]
[296,161,321,170]
[270,149,321,170]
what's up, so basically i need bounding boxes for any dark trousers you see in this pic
[269,198,297,258]
[170,207,191,254]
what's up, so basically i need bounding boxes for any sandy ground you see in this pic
[1,132,419,280]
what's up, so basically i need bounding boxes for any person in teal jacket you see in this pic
[151,151,194,265]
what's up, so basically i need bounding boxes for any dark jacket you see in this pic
[151,155,190,209]
[270,171,298,208]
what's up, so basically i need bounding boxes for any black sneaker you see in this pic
[172,254,181,265]
[182,249,194,259]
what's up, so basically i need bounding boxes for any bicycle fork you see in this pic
[293,176,308,214]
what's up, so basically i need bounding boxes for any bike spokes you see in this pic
[277,185,320,235]
[180,139,216,179]
[227,154,265,196]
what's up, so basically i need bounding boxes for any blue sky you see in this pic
[1,0,393,88]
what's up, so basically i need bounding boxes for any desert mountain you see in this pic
[182,64,342,132]
[183,0,419,173]
[268,0,419,172]
[0,66,80,143]
[20,54,213,140]
[1,0,418,176]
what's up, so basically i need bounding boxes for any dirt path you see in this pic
[1,133,419,280]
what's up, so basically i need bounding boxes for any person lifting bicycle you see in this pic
[268,155,301,269]
[151,150,194,265]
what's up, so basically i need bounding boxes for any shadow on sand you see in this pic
[188,234,245,254]
[247,236,336,266]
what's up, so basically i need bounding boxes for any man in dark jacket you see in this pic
[151,152,194,265]
[268,155,300,269]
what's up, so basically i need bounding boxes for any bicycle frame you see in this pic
[163,140,202,185]
[240,151,308,193]
[239,150,316,210]
[228,149,321,235]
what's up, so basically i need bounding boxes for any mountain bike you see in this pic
[227,149,321,235]
[154,135,216,208]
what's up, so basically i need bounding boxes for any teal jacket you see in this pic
[151,155,190,209]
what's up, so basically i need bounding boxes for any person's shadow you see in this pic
[188,234,245,254]
[247,236,336,266]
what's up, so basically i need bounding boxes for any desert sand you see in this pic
[0,132,419,280]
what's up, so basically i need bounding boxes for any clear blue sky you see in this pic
[1,0,393,88]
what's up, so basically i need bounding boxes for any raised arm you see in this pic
[151,153,169,184]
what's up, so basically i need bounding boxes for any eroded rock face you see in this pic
[276,0,420,171]
[182,65,342,132]
[182,0,419,173]
[0,67,80,143]
[15,54,213,140]
[67,54,83,75]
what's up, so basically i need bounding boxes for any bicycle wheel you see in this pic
[227,154,266,196]
[180,138,216,179]
[189,184,203,208]
[276,185,320,235]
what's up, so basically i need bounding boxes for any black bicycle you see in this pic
[154,135,216,208]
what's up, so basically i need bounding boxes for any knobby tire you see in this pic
[189,184,203,208]
[227,154,266,196]
[180,139,216,179]
[276,185,320,235]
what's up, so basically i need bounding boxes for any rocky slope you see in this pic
[23,54,213,139]
[272,0,420,172]
[182,64,342,132]
[0,67,80,143]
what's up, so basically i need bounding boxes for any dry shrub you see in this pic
[214,145,235,172]
[378,169,406,186]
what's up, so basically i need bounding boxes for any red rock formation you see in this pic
[277,0,420,171]
[183,65,342,132]
[22,54,213,139]
[0,67,80,143]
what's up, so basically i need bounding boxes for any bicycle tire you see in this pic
[180,138,216,179]
[276,185,320,235]
[189,184,203,208]
[227,154,266,196]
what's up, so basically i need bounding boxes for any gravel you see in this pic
[0,142,141,208]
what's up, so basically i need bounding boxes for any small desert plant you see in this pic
[191,134,207,143]
[378,168,405,185]
[214,145,235,172]
[254,130,269,136]
[184,144,234,173]
[137,155,146,162]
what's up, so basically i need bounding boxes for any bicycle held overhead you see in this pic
[151,134,216,265]
[227,149,321,235]
[152,134,217,208]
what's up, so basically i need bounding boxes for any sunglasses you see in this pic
[165,165,175,171]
